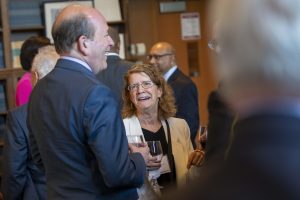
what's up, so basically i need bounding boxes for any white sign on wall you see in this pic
[180,12,200,40]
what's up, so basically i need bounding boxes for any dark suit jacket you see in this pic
[95,55,133,107]
[202,90,233,172]
[164,107,300,200]
[2,104,46,200]
[27,59,146,200]
[168,68,199,142]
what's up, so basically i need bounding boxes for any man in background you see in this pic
[96,26,134,107]
[165,0,300,199]
[27,5,149,200]
[196,21,234,176]
[149,42,199,143]
[2,45,59,200]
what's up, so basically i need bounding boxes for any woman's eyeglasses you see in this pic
[208,39,218,50]
[128,81,154,91]
[208,39,221,53]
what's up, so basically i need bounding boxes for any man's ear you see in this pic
[30,71,38,87]
[78,35,89,55]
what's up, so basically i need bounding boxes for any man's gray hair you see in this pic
[32,45,59,79]
[52,13,95,54]
[211,0,300,99]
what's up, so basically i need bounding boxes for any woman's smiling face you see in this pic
[128,72,162,113]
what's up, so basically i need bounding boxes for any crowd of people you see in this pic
[2,0,300,199]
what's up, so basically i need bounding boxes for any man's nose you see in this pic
[149,57,156,65]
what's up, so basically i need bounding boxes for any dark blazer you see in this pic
[168,68,199,142]
[27,59,146,200]
[202,90,233,171]
[95,55,133,107]
[164,108,300,200]
[2,104,46,200]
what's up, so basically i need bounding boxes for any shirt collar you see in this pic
[163,66,177,81]
[61,56,92,72]
[106,52,119,57]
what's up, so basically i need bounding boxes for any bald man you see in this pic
[96,26,134,107]
[149,42,200,144]
[27,5,149,200]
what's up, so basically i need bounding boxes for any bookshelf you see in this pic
[0,0,130,111]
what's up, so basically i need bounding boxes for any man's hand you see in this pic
[129,143,150,164]
[187,150,205,169]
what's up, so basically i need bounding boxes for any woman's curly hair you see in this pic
[122,63,176,120]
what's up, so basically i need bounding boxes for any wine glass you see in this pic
[127,135,145,147]
[147,140,163,161]
[199,126,207,150]
[147,140,163,196]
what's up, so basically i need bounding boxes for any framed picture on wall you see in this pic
[94,0,122,22]
[43,1,94,42]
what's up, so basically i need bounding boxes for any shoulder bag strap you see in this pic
[165,119,176,181]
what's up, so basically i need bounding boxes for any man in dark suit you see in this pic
[163,0,300,199]
[3,105,46,200]
[148,42,199,143]
[199,89,234,175]
[2,45,59,200]
[96,26,134,107]
[27,5,149,200]
[194,21,234,175]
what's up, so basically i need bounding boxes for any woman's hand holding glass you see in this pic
[146,141,163,171]
[146,141,163,196]
[147,141,163,160]
[147,141,163,176]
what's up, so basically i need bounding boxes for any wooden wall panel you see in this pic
[127,0,157,62]
[128,0,217,125]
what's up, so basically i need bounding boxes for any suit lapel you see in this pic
[167,68,180,83]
